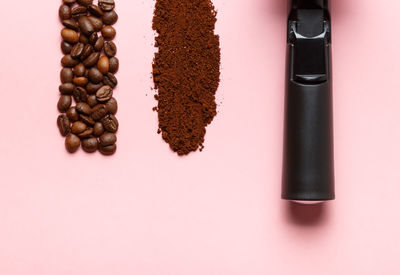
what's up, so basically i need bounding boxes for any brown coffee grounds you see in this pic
[152,0,221,155]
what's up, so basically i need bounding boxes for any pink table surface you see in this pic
[1,0,400,274]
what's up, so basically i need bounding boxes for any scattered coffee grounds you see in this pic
[152,0,221,155]
[57,0,119,155]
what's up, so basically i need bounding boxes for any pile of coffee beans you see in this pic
[57,0,119,155]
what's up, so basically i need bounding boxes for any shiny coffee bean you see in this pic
[88,4,103,17]
[65,134,81,153]
[71,121,87,134]
[77,0,93,6]
[73,63,86,77]
[80,114,95,126]
[83,52,100,67]
[63,0,76,5]
[102,10,118,25]
[71,6,87,19]
[89,32,98,45]
[57,114,71,136]
[61,28,79,44]
[99,132,116,146]
[94,36,105,51]
[86,82,103,94]
[79,34,89,44]
[101,25,116,40]
[96,85,113,102]
[80,44,93,61]
[82,137,98,153]
[78,127,93,138]
[88,67,103,84]
[61,41,73,54]
[101,114,118,133]
[103,73,117,88]
[70,43,85,59]
[99,0,115,12]
[104,41,116,57]
[105,97,118,114]
[76,102,92,115]
[73,77,88,86]
[60,68,74,83]
[91,104,108,120]
[87,95,98,107]
[73,87,88,103]
[99,143,116,155]
[66,107,79,122]
[61,54,79,67]
[93,122,105,136]
[62,19,79,31]
[88,16,103,32]
[59,5,71,20]
[108,57,119,73]
[59,83,75,95]
[97,56,109,74]
[78,16,94,36]
[58,95,72,112]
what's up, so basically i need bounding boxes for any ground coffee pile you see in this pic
[152,0,221,155]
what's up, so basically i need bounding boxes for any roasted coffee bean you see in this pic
[61,28,79,44]
[63,0,76,5]
[65,134,81,153]
[73,76,89,86]
[57,114,71,136]
[108,57,119,73]
[70,43,85,59]
[62,19,79,31]
[99,132,116,146]
[96,85,113,102]
[102,10,118,25]
[93,36,105,51]
[71,121,87,134]
[88,95,98,107]
[61,41,73,54]
[91,104,108,120]
[99,0,115,12]
[80,44,93,61]
[93,122,105,136]
[79,34,89,44]
[99,144,116,155]
[78,16,94,36]
[89,32,98,45]
[83,52,100,67]
[88,67,103,84]
[104,41,116,57]
[105,97,118,114]
[88,16,103,32]
[88,4,103,17]
[86,82,103,94]
[66,107,79,122]
[59,5,71,20]
[71,6,87,18]
[101,114,118,133]
[73,63,86,77]
[59,83,75,95]
[58,95,72,112]
[97,56,109,74]
[80,114,95,126]
[61,54,79,67]
[76,102,92,115]
[77,0,93,6]
[82,137,98,153]
[73,87,88,103]
[60,68,74,83]
[78,127,93,138]
[101,25,116,40]
[103,73,117,88]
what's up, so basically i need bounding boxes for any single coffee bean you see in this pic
[59,83,75,95]
[93,36,105,51]
[73,63,86,77]
[88,16,103,32]
[88,4,103,17]
[103,72,117,88]
[79,34,89,44]
[86,82,103,94]
[101,114,118,133]
[82,137,98,153]
[80,44,93,61]
[91,104,108,120]
[97,56,109,74]
[88,67,103,84]
[102,10,118,25]
[62,19,79,31]
[99,0,115,12]
[87,95,98,107]
[105,97,118,114]
[70,43,85,59]
[61,28,79,44]
[101,25,116,40]
[80,114,95,126]
[104,41,117,57]
[63,0,76,5]
[93,122,105,136]
[59,5,71,20]
[99,132,116,146]
[78,16,95,36]
[61,41,73,54]
[61,54,80,67]
[65,134,81,153]
[71,6,87,19]
[73,76,89,86]
[57,114,71,136]
[77,0,93,6]
[96,85,113,102]
[108,57,119,73]
[58,95,72,112]
[99,143,116,155]
[71,121,87,134]
[76,102,92,115]
[60,68,74,83]
[83,52,100,67]
[78,127,93,138]
[73,87,88,103]
[66,107,79,122]
[89,32,98,45]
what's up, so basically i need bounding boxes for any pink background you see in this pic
[0,0,400,274]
